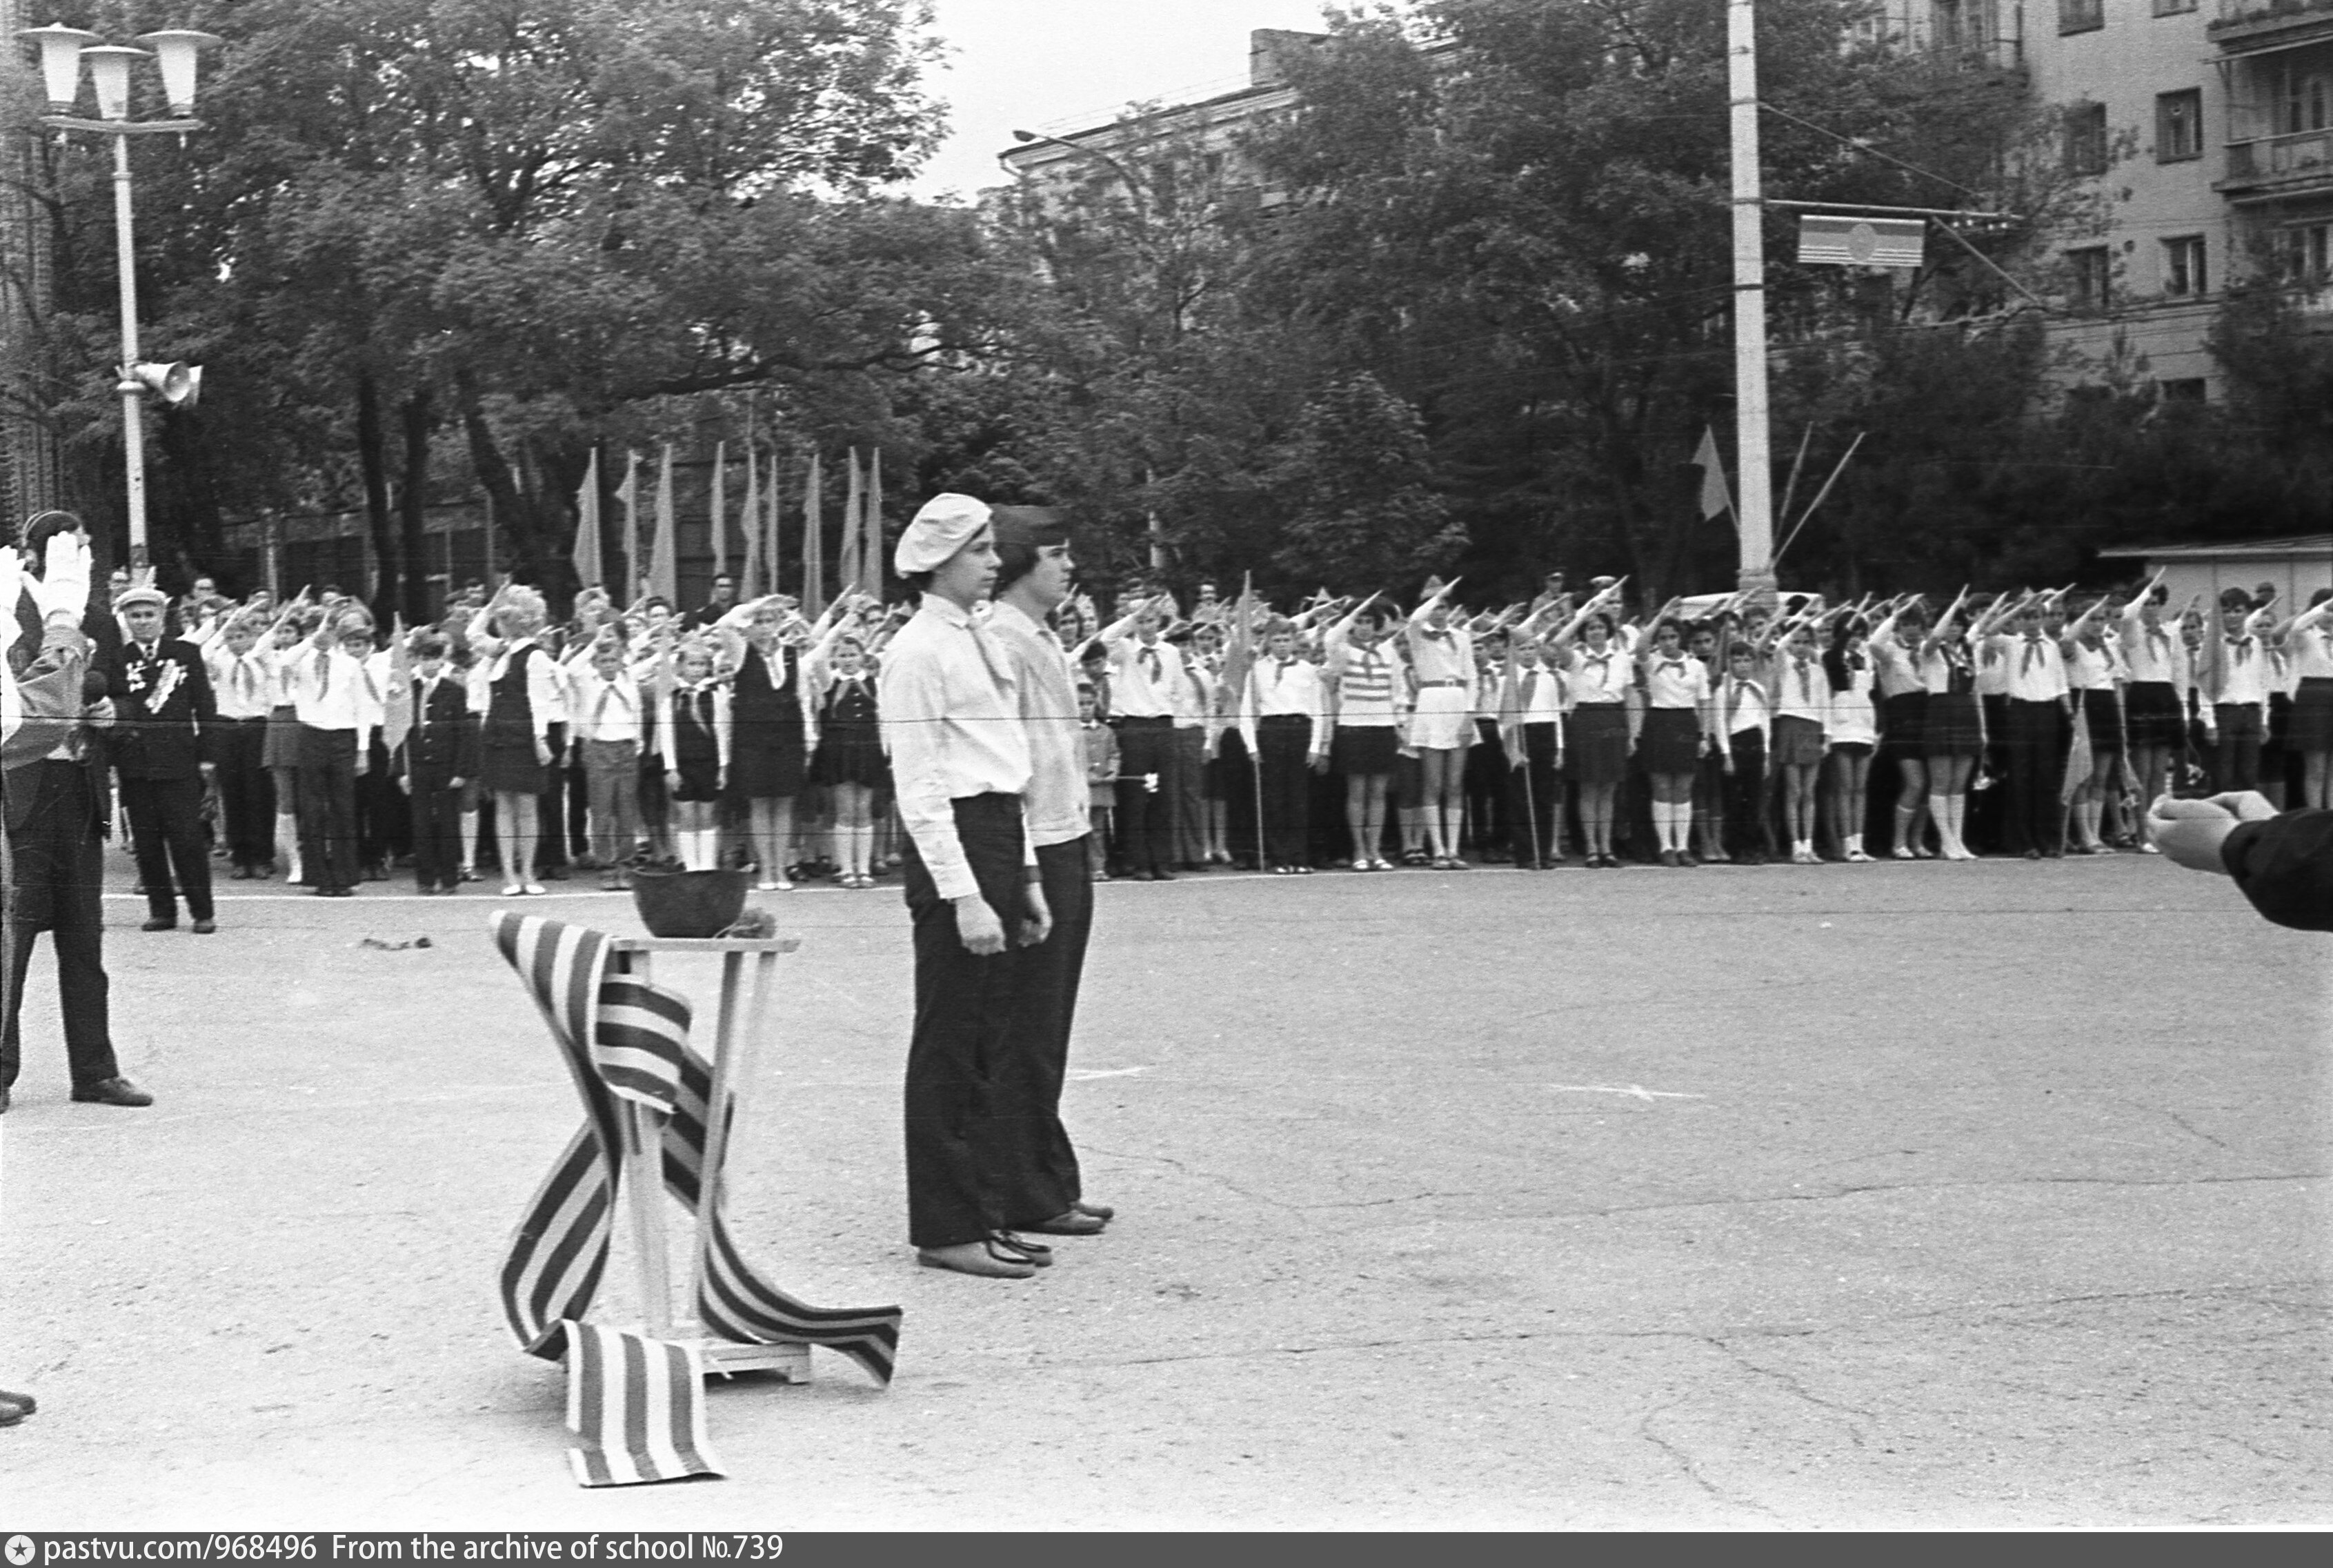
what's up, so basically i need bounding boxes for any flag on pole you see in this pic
[837,448,864,601]
[764,453,782,599]
[571,448,604,589]
[618,450,641,601]
[381,614,415,759]
[802,453,826,617]
[1692,426,1734,522]
[739,432,762,598]
[708,440,727,579]
[862,448,885,598]
[649,444,679,606]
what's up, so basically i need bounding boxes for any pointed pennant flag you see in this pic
[381,614,415,759]
[571,449,604,590]
[837,448,864,601]
[739,431,763,598]
[708,440,728,579]
[862,448,885,598]
[802,453,826,617]
[617,450,641,602]
[1693,426,1734,522]
[764,453,782,599]
[649,445,679,606]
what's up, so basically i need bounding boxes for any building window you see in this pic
[2156,90,2202,161]
[2064,102,2110,177]
[2066,246,2111,309]
[2163,235,2207,297]
[2283,223,2332,285]
[2060,0,2104,34]
[2158,379,2207,403]
[1932,0,1992,51]
[2152,0,2196,13]
[2277,67,2333,135]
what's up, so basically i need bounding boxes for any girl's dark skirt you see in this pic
[2078,687,2125,755]
[671,751,722,803]
[1922,690,1985,759]
[1772,713,1826,768]
[1566,704,1629,785]
[1638,706,1702,775]
[2123,680,2184,751]
[812,727,889,790]
[479,721,547,795]
[1879,690,1927,760]
[2292,677,2333,752]
[261,704,303,771]
[1331,723,1398,777]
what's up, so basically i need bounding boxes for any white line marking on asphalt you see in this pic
[1546,1084,1703,1102]
[1068,1066,1152,1080]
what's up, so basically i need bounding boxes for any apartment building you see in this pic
[1867,1,2333,397]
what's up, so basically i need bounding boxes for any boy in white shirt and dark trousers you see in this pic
[879,495,1058,1280]
[570,642,644,889]
[1990,600,2072,858]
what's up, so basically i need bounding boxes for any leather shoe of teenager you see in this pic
[140,917,175,932]
[916,1238,1037,1279]
[988,1230,1054,1266]
[71,1077,153,1108]
[0,1398,23,1429]
[1071,1199,1115,1222]
[0,1387,34,1415]
[190,919,217,935]
[1019,1209,1106,1236]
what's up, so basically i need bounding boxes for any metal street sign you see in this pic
[1797,213,1925,268]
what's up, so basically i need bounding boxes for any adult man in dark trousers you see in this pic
[1,517,152,1115]
[879,493,1055,1279]
[112,584,221,933]
[984,507,1113,1242]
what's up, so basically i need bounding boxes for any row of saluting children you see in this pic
[162,566,2333,894]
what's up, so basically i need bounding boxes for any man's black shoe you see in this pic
[190,919,217,934]
[0,1387,34,1414]
[140,917,175,932]
[70,1077,154,1108]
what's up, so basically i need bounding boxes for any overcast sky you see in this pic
[911,0,1344,201]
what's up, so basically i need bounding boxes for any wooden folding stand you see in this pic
[608,935,808,1380]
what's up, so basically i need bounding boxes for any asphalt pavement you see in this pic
[1,849,2325,1529]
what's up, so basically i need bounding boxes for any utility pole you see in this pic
[1728,0,1776,598]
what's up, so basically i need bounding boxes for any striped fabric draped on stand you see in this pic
[490,912,903,1487]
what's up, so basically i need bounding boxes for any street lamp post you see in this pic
[1726,0,1776,599]
[15,23,220,577]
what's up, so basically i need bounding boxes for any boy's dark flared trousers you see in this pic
[990,833,1094,1230]
[900,793,1035,1249]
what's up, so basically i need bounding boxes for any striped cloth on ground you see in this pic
[491,911,903,1487]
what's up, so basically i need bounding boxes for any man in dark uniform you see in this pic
[112,583,221,932]
[2,513,152,1114]
[682,573,738,631]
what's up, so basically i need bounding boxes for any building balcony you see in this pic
[2211,0,2333,54]
[2219,127,2333,194]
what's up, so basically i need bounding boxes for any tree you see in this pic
[15,0,1009,603]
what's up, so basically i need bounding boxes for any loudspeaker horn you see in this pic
[128,361,202,407]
